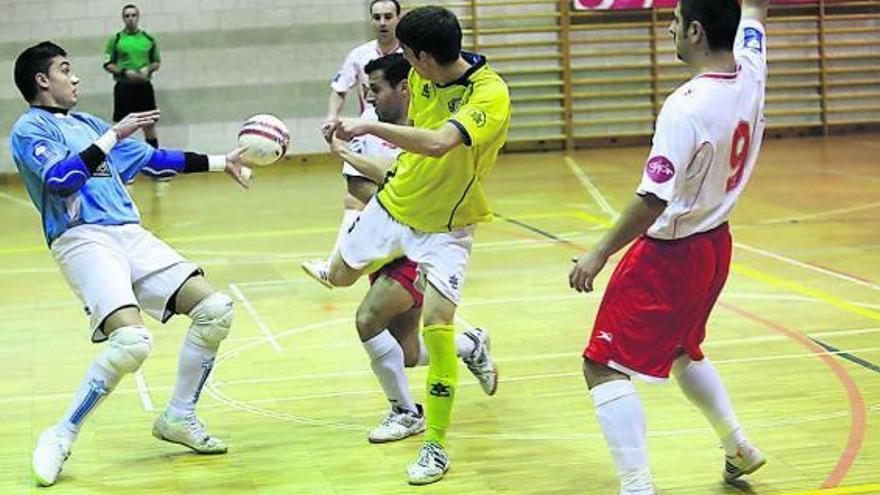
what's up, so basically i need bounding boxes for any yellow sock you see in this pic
[422,324,457,447]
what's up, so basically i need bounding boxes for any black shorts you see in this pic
[113,81,157,122]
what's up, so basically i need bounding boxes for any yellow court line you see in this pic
[569,210,614,228]
[773,483,880,495]
[732,264,880,322]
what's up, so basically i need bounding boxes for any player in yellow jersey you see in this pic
[319,5,510,486]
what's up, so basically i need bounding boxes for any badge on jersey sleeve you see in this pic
[32,142,58,166]
[743,27,764,53]
[645,155,675,183]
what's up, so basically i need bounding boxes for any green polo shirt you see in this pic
[104,30,160,78]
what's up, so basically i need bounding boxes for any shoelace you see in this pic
[417,442,445,467]
[183,415,210,442]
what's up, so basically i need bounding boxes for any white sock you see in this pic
[672,356,745,456]
[167,334,217,418]
[364,330,417,413]
[590,380,654,495]
[330,208,360,260]
[415,333,476,366]
[57,361,122,440]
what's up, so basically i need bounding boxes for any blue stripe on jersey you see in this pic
[8,107,155,245]
[141,149,185,178]
[43,154,91,196]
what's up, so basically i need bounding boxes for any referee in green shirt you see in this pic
[103,4,161,149]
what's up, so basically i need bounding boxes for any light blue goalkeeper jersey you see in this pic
[9,107,155,246]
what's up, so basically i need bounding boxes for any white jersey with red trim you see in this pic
[637,18,767,240]
[342,127,402,180]
[330,39,402,115]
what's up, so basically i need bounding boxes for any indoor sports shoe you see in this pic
[152,411,227,454]
[301,259,333,289]
[462,327,498,396]
[32,426,71,487]
[723,441,766,482]
[368,404,426,444]
[407,441,449,485]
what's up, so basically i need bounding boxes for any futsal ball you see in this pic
[238,114,290,166]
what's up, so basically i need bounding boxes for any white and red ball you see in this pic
[238,114,290,166]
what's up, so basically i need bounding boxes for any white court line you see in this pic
[6,325,879,407]
[229,283,282,352]
[133,370,155,412]
[0,192,35,209]
[733,241,880,291]
[203,347,880,408]
[564,156,620,220]
[563,155,880,292]
[758,200,880,225]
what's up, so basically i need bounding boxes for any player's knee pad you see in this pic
[98,325,153,375]
[187,292,234,349]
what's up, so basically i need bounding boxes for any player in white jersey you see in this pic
[568,0,769,493]
[317,53,497,444]
[10,42,252,487]
[319,0,404,271]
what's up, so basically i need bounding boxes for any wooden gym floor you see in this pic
[0,133,877,494]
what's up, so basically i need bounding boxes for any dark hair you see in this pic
[370,0,400,16]
[122,4,138,13]
[14,41,67,102]
[679,0,740,52]
[365,53,411,87]
[395,6,461,65]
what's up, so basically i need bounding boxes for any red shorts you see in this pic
[369,257,423,308]
[583,223,732,381]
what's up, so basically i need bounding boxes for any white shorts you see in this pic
[51,223,201,342]
[342,162,369,180]
[339,198,474,304]
[341,106,378,181]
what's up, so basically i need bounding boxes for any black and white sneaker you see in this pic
[407,440,450,485]
[462,327,498,396]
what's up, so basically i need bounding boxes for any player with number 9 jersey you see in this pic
[573,3,770,492]
[637,17,766,240]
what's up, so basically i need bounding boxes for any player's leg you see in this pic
[126,226,229,453]
[671,354,765,481]
[315,197,404,288]
[359,272,425,443]
[580,239,668,495]
[302,174,376,288]
[36,229,152,486]
[583,359,654,495]
[142,272,230,454]
[671,225,764,481]
[406,284,457,485]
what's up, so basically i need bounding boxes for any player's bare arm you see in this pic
[569,193,666,293]
[334,118,462,158]
[330,135,394,183]
[323,92,348,140]
[742,0,769,26]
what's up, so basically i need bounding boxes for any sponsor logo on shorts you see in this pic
[429,382,451,398]
[448,274,459,291]
[645,155,675,183]
[597,331,613,343]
